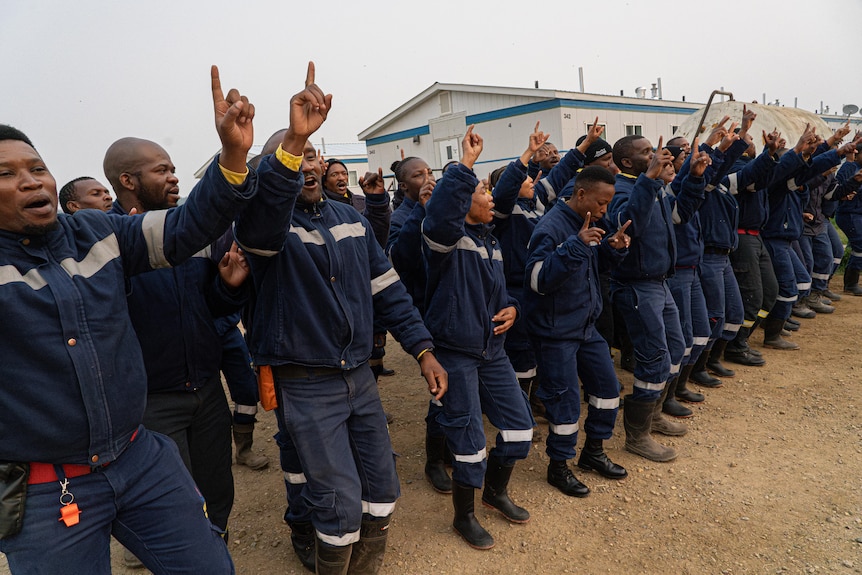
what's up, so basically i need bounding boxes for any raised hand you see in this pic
[578,211,606,246]
[418,181,434,206]
[794,123,816,154]
[646,136,673,180]
[705,116,731,147]
[764,128,781,155]
[519,171,539,198]
[211,65,256,173]
[689,137,712,177]
[608,219,631,250]
[218,242,249,290]
[460,125,484,170]
[491,306,518,335]
[837,135,862,158]
[359,167,386,195]
[717,121,740,152]
[577,117,605,155]
[739,104,757,134]
[829,121,852,147]
[527,122,549,155]
[283,62,333,155]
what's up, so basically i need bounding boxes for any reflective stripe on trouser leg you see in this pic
[276,363,399,544]
[435,349,533,488]
[765,238,799,320]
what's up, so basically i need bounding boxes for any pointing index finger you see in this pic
[618,219,632,234]
[582,212,592,230]
[211,65,224,103]
[305,61,315,88]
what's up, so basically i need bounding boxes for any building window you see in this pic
[670,125,680,134]
[348,171,358,186]
[439,92,452,115]
[625,124,643,136]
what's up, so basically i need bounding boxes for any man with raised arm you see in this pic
[0,66,256,574]
[235,63,447,575]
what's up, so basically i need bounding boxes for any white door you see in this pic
[438,138,460,166]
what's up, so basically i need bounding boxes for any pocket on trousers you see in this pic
[0,462,29,540]
[437,412,470,431]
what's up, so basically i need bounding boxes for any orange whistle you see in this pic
[59,503,81,527]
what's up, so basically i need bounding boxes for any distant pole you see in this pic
[657,77,663,100]
[720,87,725,102]
[794,97,798,108]
[535,81,539,89]
[578,67,584,93]
[321,138,326,154]
[763,93,767,105]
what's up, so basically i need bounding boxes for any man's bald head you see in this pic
[103,138,168,191]
[104,137,179,213]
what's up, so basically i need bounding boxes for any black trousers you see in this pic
[729,233,779,325]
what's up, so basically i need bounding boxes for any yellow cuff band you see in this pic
[276,144,303,172]
[416,348,433,361]
[218,164,248,185]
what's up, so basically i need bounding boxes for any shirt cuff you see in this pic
[218,164,249,185]
[276,144,303,172]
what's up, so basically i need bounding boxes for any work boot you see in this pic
[288,521,315,572]
[674,363,704,403]
[791,301,816,318]
[481,455,530,523]
[724,329,766,366]
[844,269,862,295]
[762,316,799,350]
[822,287,842,301]
[316,539,352,575]
[425,434,452,494]
[577,437,627,479]
[784,317,800,331]
[623,395,677,462]
[233,422,269,470]
[652,384,688,436]
[347,515,390,575]
[705,339,735,377]
[546,459,590,497]
[452,482,494,550]
[689,351,722,388]
[662,375,692,418]
[806,292,834,314]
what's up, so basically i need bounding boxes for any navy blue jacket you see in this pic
[609,171,704,281]
[524,199,626,341]
[764,150,842,241]
[490,159,542,305]
[236,155,432,368]
[386,198,427,313]
[835,161,862,216]
[111,203,245,393]
[422,163,519,359]
[0,158,255,464]
[531,148,588,211]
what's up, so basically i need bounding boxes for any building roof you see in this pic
[358,82,703,141]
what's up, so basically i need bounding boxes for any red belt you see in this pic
[27,428,139,484]
[738,229,759,236]
[28,463,92,485]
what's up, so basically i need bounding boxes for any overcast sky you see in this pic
[3,0,861,194]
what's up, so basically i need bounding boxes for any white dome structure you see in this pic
[676,101,834,151]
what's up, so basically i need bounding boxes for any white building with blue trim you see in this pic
[358,83,704,176]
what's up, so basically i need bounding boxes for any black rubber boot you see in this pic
[845,269,862,294]
[452,482,494,550]
[577,437,627,479]
[674,363,704,403]
[662,375,693,418]
[347,515,390,575]
[763,315,799,350]
[623,395,677,462]
[689,350,722,388]
[547,459,590,497]
[652,383,688,436]
[706,339,735,377]
[424,433,452,494]
[287,521,315,572]
[316,538,352,575]
[481,455,529,523]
